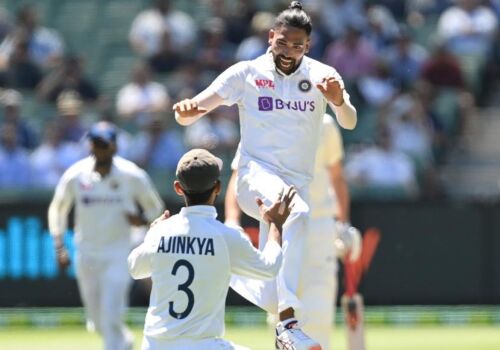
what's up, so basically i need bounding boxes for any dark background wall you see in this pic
[0,200,499,306]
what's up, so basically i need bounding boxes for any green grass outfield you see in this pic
[1,325,499,350]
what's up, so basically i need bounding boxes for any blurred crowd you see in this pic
[0,0,499,199]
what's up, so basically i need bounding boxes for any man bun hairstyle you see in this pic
[275,1,312,36]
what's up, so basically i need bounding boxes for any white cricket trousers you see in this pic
[76,250,133,350]
[141,336,250,350]
[235,160,309,313]
[230,214,338,350]
[299,217,338,350]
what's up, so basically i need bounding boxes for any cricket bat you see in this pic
[342,228,381,350]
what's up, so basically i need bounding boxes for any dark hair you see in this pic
[274,1,312,36]
[183,182,219,206]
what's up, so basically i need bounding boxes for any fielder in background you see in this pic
[128,149,296,350]
[225,114,361,350]
[48,121,165,350]
[172,2,357,348]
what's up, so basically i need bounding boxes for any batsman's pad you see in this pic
[341,293,365,350]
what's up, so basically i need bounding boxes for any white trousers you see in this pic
[236,160,310,313]
[76,251,133,350]
[231,214,338,350]
[141,336,250,350]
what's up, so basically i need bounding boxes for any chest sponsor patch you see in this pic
[258,96,315,112]
[255,79,275,89]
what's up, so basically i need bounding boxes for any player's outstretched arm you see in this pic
[173,89,224,126]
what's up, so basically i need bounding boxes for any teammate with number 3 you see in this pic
[128,149,296,350]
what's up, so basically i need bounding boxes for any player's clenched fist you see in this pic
[172,99,208,118]
[56,245,71,270]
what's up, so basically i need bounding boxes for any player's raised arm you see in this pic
[317,75,357,130]
[174,60,248,126]
[229,186,297,279]
[173,89,224,126]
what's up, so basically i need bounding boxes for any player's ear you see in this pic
[173,181,184,196]
[213,180,221,196]
[268,29,275,45]
[304,38,311,54]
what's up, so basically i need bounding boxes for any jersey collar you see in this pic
[181,205,218,218]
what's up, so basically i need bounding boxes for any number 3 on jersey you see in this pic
[169,259,195,319]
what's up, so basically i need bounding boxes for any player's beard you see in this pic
[95,157,112,168]
[274,54,297,74]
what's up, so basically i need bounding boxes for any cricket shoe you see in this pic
[275,318,322,350]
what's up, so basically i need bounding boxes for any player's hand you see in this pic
[316,76,345,106]
[56,246,71,271]
[150,210,171,228]
[256,186,297,230]
[334,222,362,262]
[172,99,208,119]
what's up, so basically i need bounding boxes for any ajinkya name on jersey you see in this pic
[157,235,215,256]
[258,96,315,112]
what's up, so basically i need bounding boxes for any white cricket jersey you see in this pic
[207,51,352,188]
[309,114,344,219]
[230,115,343,219]
[48,156,164,255]
[128,205,282,341]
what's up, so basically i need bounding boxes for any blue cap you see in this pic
[87,122,117,144]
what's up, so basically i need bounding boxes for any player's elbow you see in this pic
[262,256,282,280]
[127,253,151,279]
[340,114,357,130]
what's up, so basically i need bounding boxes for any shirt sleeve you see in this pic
[47,169,75,238]
[133,170,165,223]
[227,229,282,280]
[128,226,158,279]
[206,61,248,106]
[231,143,241,170]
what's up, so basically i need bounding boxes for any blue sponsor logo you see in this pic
[81,196,122,205]
[258,97,315,112]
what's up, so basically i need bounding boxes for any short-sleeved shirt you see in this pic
[48,156,164,254]
[207,51,347,188]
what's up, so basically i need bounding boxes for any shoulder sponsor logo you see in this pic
[255,79,275,89]
[258,96,315,112]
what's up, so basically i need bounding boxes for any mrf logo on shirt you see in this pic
[258,96,315,112]
[255,79,275,89]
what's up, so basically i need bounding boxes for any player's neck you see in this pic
[94,165,111,177]
[94,159,113,177]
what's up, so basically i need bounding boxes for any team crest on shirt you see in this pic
[110,180,119,190]
[298,79,312,92]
